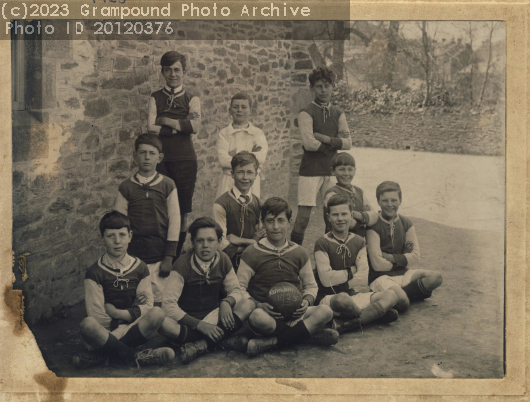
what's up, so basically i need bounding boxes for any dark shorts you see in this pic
[157,160,197,214]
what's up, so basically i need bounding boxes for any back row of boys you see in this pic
[72,52,442,368]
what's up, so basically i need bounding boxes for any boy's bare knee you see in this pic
[383,289,398,306]
[148,306,166,325]
[235,298,256,317]
[330,293,357,315]
[432,272,443,288]
[249,309,275,333]
[314,305,333,324]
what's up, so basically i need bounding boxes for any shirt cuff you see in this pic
[179,119,194,135]
[329,137,343,150]
[303,294,315,306]
[164,240,178,257]
[178,314,202,329]
[393,254,408,268]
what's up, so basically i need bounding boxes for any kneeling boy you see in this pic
[315,195,399,334]
[73,211,174,369]
[237,197,338,357]
[159,217,255,364]
[366,181,443,311]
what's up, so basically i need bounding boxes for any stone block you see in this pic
[230,63,240,75]
[213,48,227,56]
[73,120,92,134]
[82,133,100,150]
[217,69,228,79]
[229,43,240,51]
[248,56,259,66]
[241,67,252,78]
[295,60,313,70]
[108,159,129,173]
[94,143,116,162]
[48,197,74,213]
[292,52,309,60]
[61,62,78,70]
[61,153,82,170]
[257,49,268,56]
[257,75,269,85]
[260,63,270,73]
[77,202,100,217]
[64,97,80,109]
[84,99,111,118]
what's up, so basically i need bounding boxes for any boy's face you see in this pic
[311,79,333,105]
[162,60,185,89]
[231,163,257,195]
[327,203,351,234]
[134,144,163,176]
[377,191,402,219]
[192,228,220,262]
[332,165,356,187]
[229,99,251,125]
[263,211,291,246]
[103,228,132,260]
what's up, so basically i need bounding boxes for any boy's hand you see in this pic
[257,302,283,319]
[228,149,237,157]
[187,111,201,120]
[292,299,309,319]
[155,117,176,129]
[219,301,236,331]
[137,293,148,305]
[403,241,415,254]
[197,322,224,343]
[159,256,173,278]
[104,303,119,318]
[382,252,396,263]
[251,144,262,152]
[252,228,267,242]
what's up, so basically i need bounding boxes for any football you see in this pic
[266,282,303,319]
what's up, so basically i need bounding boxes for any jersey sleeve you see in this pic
[147,96,162,135]
[299,257,318,306]
[165,185,181,256]
[217,127,233,169]
[337,112,352,150]
[212,202,230,251]
[84,275,113,331]
[298,110,328,153]
[128,268,154,321]
[114,184,129,216]
[348,246,369,290]
[253,128,268,166]
[236,258,256,305]
[222,266,242,306]
[403,225,420,267]
[179,96,201,135]
[366,229,394,272]
[314,238,351,288]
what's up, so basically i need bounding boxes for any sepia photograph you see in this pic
[6,14,513,391]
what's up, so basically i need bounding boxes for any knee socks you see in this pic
[276,321,311,348]
[402,278,432,302]
[119,324,148,348]
[99,334,136,362]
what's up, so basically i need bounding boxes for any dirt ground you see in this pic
[29,198,504,379]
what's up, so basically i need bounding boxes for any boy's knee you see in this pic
[235,298,256,317]
[383,289,399,306]
[79,317,100,337]
[330,293,357,315]
[390,287,410,312]
[314,305,334,324]
[147,306,166,325]
[430,272,443,289]
[249,309,275,333]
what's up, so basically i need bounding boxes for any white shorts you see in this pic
[297,176,336,207]
[319,292,374,315]
[86,316,142,350]
[201,308,220,325]
[369,270,416,292]
[148,261,170,304]
[284,305,317,327]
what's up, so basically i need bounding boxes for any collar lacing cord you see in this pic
[163,88,185,112]
[329,234,351,295]
[313,101,330,122]
[193,254,214,285]
[233,190,250,238]
[114,276,129,290]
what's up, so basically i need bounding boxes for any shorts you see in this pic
[157,160,197,214]
[319,292,374,316]
[298,176,336,207]
[260,306,317,337]
[85,316,142,351]
[369,270,416,292]
[200,308,220,325]
[148,261,169,304]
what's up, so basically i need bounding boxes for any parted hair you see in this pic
[331,152,356,169]
[160,51,187,72]
[309,67,336,87]
[376,181,402,201]
[261,197,292,221]
[231,150,259,171]
[99,211,131,236]
[327,194,352,211]
[230,92,253,108]
[135,134,163,153]
[188,217,223,241]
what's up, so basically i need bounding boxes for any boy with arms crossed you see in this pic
[367,181,443,311]
[114,134,180,306]
[73,211,174,369]
[238,198,339,357]
[216,92,268,199]
[291,67,352,246]
[323,153,378,237]
[315,195,399,334]
[213,151,265,271]
[148,51,201,257]
[160,217,255,364]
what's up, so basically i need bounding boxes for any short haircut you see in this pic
[99,211,131,236]
[230,92,252,108]
[188,217,223,241]
[376,181,402,201]
[309,67,336,87]
[331,152,356,169]
[160,51,187,72]
[231,150,259,171]
[261,197,292,221]
[135,134,163,153]
[327,194,352,212]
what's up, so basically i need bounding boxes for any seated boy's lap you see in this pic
[370,270,416,292]
[297,176,336,207]
[253,306,318,336]
[318,292,373,316]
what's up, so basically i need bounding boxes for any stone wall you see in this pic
[12,21,322,323]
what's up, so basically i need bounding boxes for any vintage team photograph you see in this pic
[10,20,505,378]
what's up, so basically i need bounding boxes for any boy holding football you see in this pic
[315,194,399,334]
[366,181,443,311]
[237,197,338,357]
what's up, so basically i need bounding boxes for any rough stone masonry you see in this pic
[12,21,319,323]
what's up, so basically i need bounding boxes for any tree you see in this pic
[479,22,497,104]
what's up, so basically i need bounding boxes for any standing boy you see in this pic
[291,67,352,246]
[73,211,174,369]
[238,197,339,357]
[366,181,443,311]
[216,92,268,199]
[148,51,201,257]
[213,151,265,271]
[315,195,399,334]
[114,134,180,306]
[322,153,378,237]
[160,217,255,364]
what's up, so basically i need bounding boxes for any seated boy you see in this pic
[114,134,180,306]
[147,50,201,257]
[315,195,399,334]
[323,153,378,237]
[159,217,255,364]
[366,181,443,311]
[72,211,174,369]
[213,151,265,271]
[291,67,352,246]
[237,197,339,357]
[216,92,268,199]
